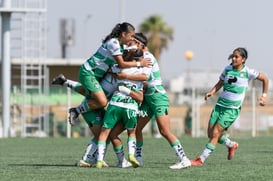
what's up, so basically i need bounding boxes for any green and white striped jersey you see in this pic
[83,38,123,79]
[217,65,259,109]
[109,66,150,111]
[144,51,162,86]
[109,67,145,111]
[143,51,166,95]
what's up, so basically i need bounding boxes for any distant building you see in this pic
[170,69,220,93]
[9,58,82,86]
[169,69,220,105]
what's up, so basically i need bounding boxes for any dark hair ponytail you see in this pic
[103,22,135,43]
[228,47,248,61]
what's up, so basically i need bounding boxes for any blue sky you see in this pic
[47,0,273,81]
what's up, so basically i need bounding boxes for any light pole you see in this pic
[60,18,75,58]
[184,50,199,137]
[0,0,11,137]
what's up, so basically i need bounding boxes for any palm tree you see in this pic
[139,15,173,61]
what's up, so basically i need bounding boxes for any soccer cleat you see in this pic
[136,156,143,167]
[135,147,143,167]
[228,142,239,160]
[190,157,203,166]
[79,160,93,167]
[116,159,132,168]
[128,154,140,168]
[51,74,67,85]
[68,107,79,125]
[169,157,191,169]
[96,160,104,169]
[102,160,109,167]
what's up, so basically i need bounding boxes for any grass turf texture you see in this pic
[0,136,272,181]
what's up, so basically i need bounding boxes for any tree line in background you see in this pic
[139,14,173,62]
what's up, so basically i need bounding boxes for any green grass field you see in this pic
[0,136,272,181]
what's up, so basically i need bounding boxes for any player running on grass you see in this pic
[191,47,268,166]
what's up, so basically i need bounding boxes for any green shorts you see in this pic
[102,105,138,129]
[82,108,105,127]
[140,86,169,118]
[209,105,241,129]
[78,65,102,96]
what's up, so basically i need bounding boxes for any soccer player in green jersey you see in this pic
[52,33,152,168]
[119,33,191,169]
[52,72,124,168]
[95,48,150,168]
[67,22,152,125]
[51,51,145,168]
[191,47,269,166]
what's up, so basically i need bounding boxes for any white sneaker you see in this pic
[96,160,109,168]
[136,156,143,167]
[102,160,109,167]
[169,157,191,169]
[79,160,93,167]
[117,159,132,168]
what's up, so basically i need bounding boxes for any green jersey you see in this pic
[143,51,166,95]
[217,65,259,109]
[145,52,163,87]
[83,38,123,79]
[138,51,169,118]
[109,65,150,111]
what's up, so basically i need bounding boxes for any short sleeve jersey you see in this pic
[84,38,123,79]
[109,66,148,111]
[217,65,259,109]
[144,51,162,87]
[142,51,167,95]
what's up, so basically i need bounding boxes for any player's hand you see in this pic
[259,96,266,106]
[139,58,152,67]
[205,92,213,101]
[118,85,131,95]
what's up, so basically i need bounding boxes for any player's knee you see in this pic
[158,129,169,137]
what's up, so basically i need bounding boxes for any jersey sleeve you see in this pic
[142,66,152,78]
[219,65,230,81]
[246,66,259,80]
[107,38,123,56]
